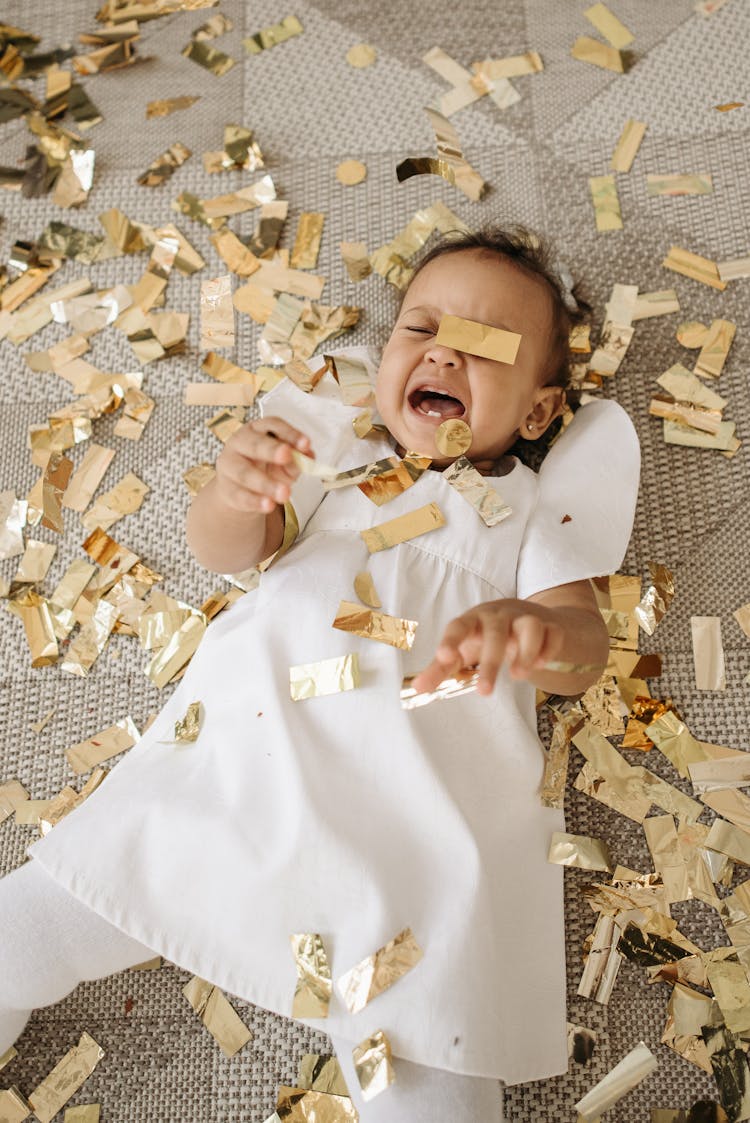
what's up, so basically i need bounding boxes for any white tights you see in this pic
[0,861,503,1121]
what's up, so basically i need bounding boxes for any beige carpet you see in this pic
[1,0,749,1118]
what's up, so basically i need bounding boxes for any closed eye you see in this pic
[405,326,433,334]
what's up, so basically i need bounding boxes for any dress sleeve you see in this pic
[515,399,640,601]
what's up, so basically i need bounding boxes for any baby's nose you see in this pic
[425,341,463,366]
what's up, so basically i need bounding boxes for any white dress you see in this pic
[31,360,640,1085]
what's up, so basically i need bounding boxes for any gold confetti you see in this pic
[436,314,521,365]
[715,101,744,112]
[584,2,634,48]
[137,142,191,187]
[333,600,417,650]
[442,457,512,526]
[633,563,675,635]
[662,246,726,291]
[290,933,333,1018]
[63,1106,101,1123]
[61,599,120,676]
[571,35,625,73]
[346,41,376,67]
[297,1055,349,1096]
[65,717,139,775]
[693,319,736,379]
[401,666,479,709]
[610,119,647,172]
[589,174,623,232]
[691,616,726,690]
[703,1019,750,1121]
[200,274,234,350]
[0,1087,32,1122]
[289,653,360,700]
[113,388,156,441]
[192,12,232,39]
[340,241,372,282]
[0,780,30,825]
[434,418,472,457]
[181,39,235,75]
[355,455,430,505]
[338,928,423,1014]
[575,1042,657,1122]
[243,15,303,54]
[361,502,445,553]
[62,445,115,512]
[28,1032,104,1123]
[647,173,713,196]
[145,613,206,688]
[14,540,56,583]
[0,1045,18,1071]
[396,108,486,202]
[717,255,750,282]
[353,572,381,609]
[336,160,367,186]
[182,977,252,1057]
[81,472,150,533]
[548,831,613,872]
[9,589,59,667]
[588,321,634,378]
[324,353,374,407]
[146,95,200,118]
[290,213,324,270]
[352,1030,395,1101]
[0,491,26,558]
[53,149,96,209]
[173,701,202,743]
[274,1086,357,1121]
[473,50,543,78]
[631,290,680,319]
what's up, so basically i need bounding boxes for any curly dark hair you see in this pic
[405,225,585,469]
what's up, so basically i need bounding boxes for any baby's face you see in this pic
[375,249,562,468]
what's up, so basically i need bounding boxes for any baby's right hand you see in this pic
[214,417,313,514]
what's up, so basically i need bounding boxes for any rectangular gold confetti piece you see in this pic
[401,667,479,709]
[341,241,372,282]
[62,444,115,512]
[0,1045,18,1070]
[571,35,624,72]
[548,831,612,871]
[631,290,679,320]
[81,473,150,533]
[706,820,750,865]
[145,614,206,689]
[647,173,713,196]
[200,274,234,350]
[290,653,360,700]
[297,1054,349,1095]
[353,1030,395,1101]
[575,1042,657,1122]
[0,1087,31,1122]
[15,540,56,583]
[662,246,726,291]
[702,789,750,838]
[694,318,735,379]
[184,383,256,406]
[63,1106,100,1122]
[137,142,191,187]
[61,599,120,676]
[28,1033,104,1123]
[290,933,332,1018]
[589,175,623,232]
[691,616,725,690]
[291,212,324,270]
[584,2,634,48]
[473,51,543,78]
[243,15,303,54]
[442,457,512,526]
[274,1087,357,1121]
[610,119,647,172]
[66,716,139,774]
[181,39,235,75]
[146,95,200,117]
[182,977,252,1057]
[718,256,750,282]
[0,780,29,825]
[361,502,445,553]
[333,600,417,650]
[689,755,750,793]
[434,314,521,363]
[337,927,423,1013]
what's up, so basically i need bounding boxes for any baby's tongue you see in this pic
[419,394,464,419]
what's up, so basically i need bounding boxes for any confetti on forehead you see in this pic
[434,314,521,364]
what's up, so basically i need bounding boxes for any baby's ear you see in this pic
[524,387,566,438]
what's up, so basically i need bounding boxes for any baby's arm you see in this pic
[186,417,312,573]
[412,579,608,698]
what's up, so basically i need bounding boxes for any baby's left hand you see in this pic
[412,599,565,696]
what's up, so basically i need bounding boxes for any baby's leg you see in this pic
[0,860,156,1052]
[329,1034,504,1122]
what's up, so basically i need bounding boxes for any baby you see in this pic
[1,227,640,1123]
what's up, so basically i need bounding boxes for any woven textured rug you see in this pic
[0,0,748,1118]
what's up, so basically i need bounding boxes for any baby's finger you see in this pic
[221,462,291,511]
[409,653,463,695]
[476,616,511,695]
[510,615,547,674]
[434,612,479,665]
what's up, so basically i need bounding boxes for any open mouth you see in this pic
[408,386,466,420]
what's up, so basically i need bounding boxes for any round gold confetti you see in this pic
[676,320,709,349]
[336,160,367,186]
[346,43,377,68]
[435,418,472,458]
